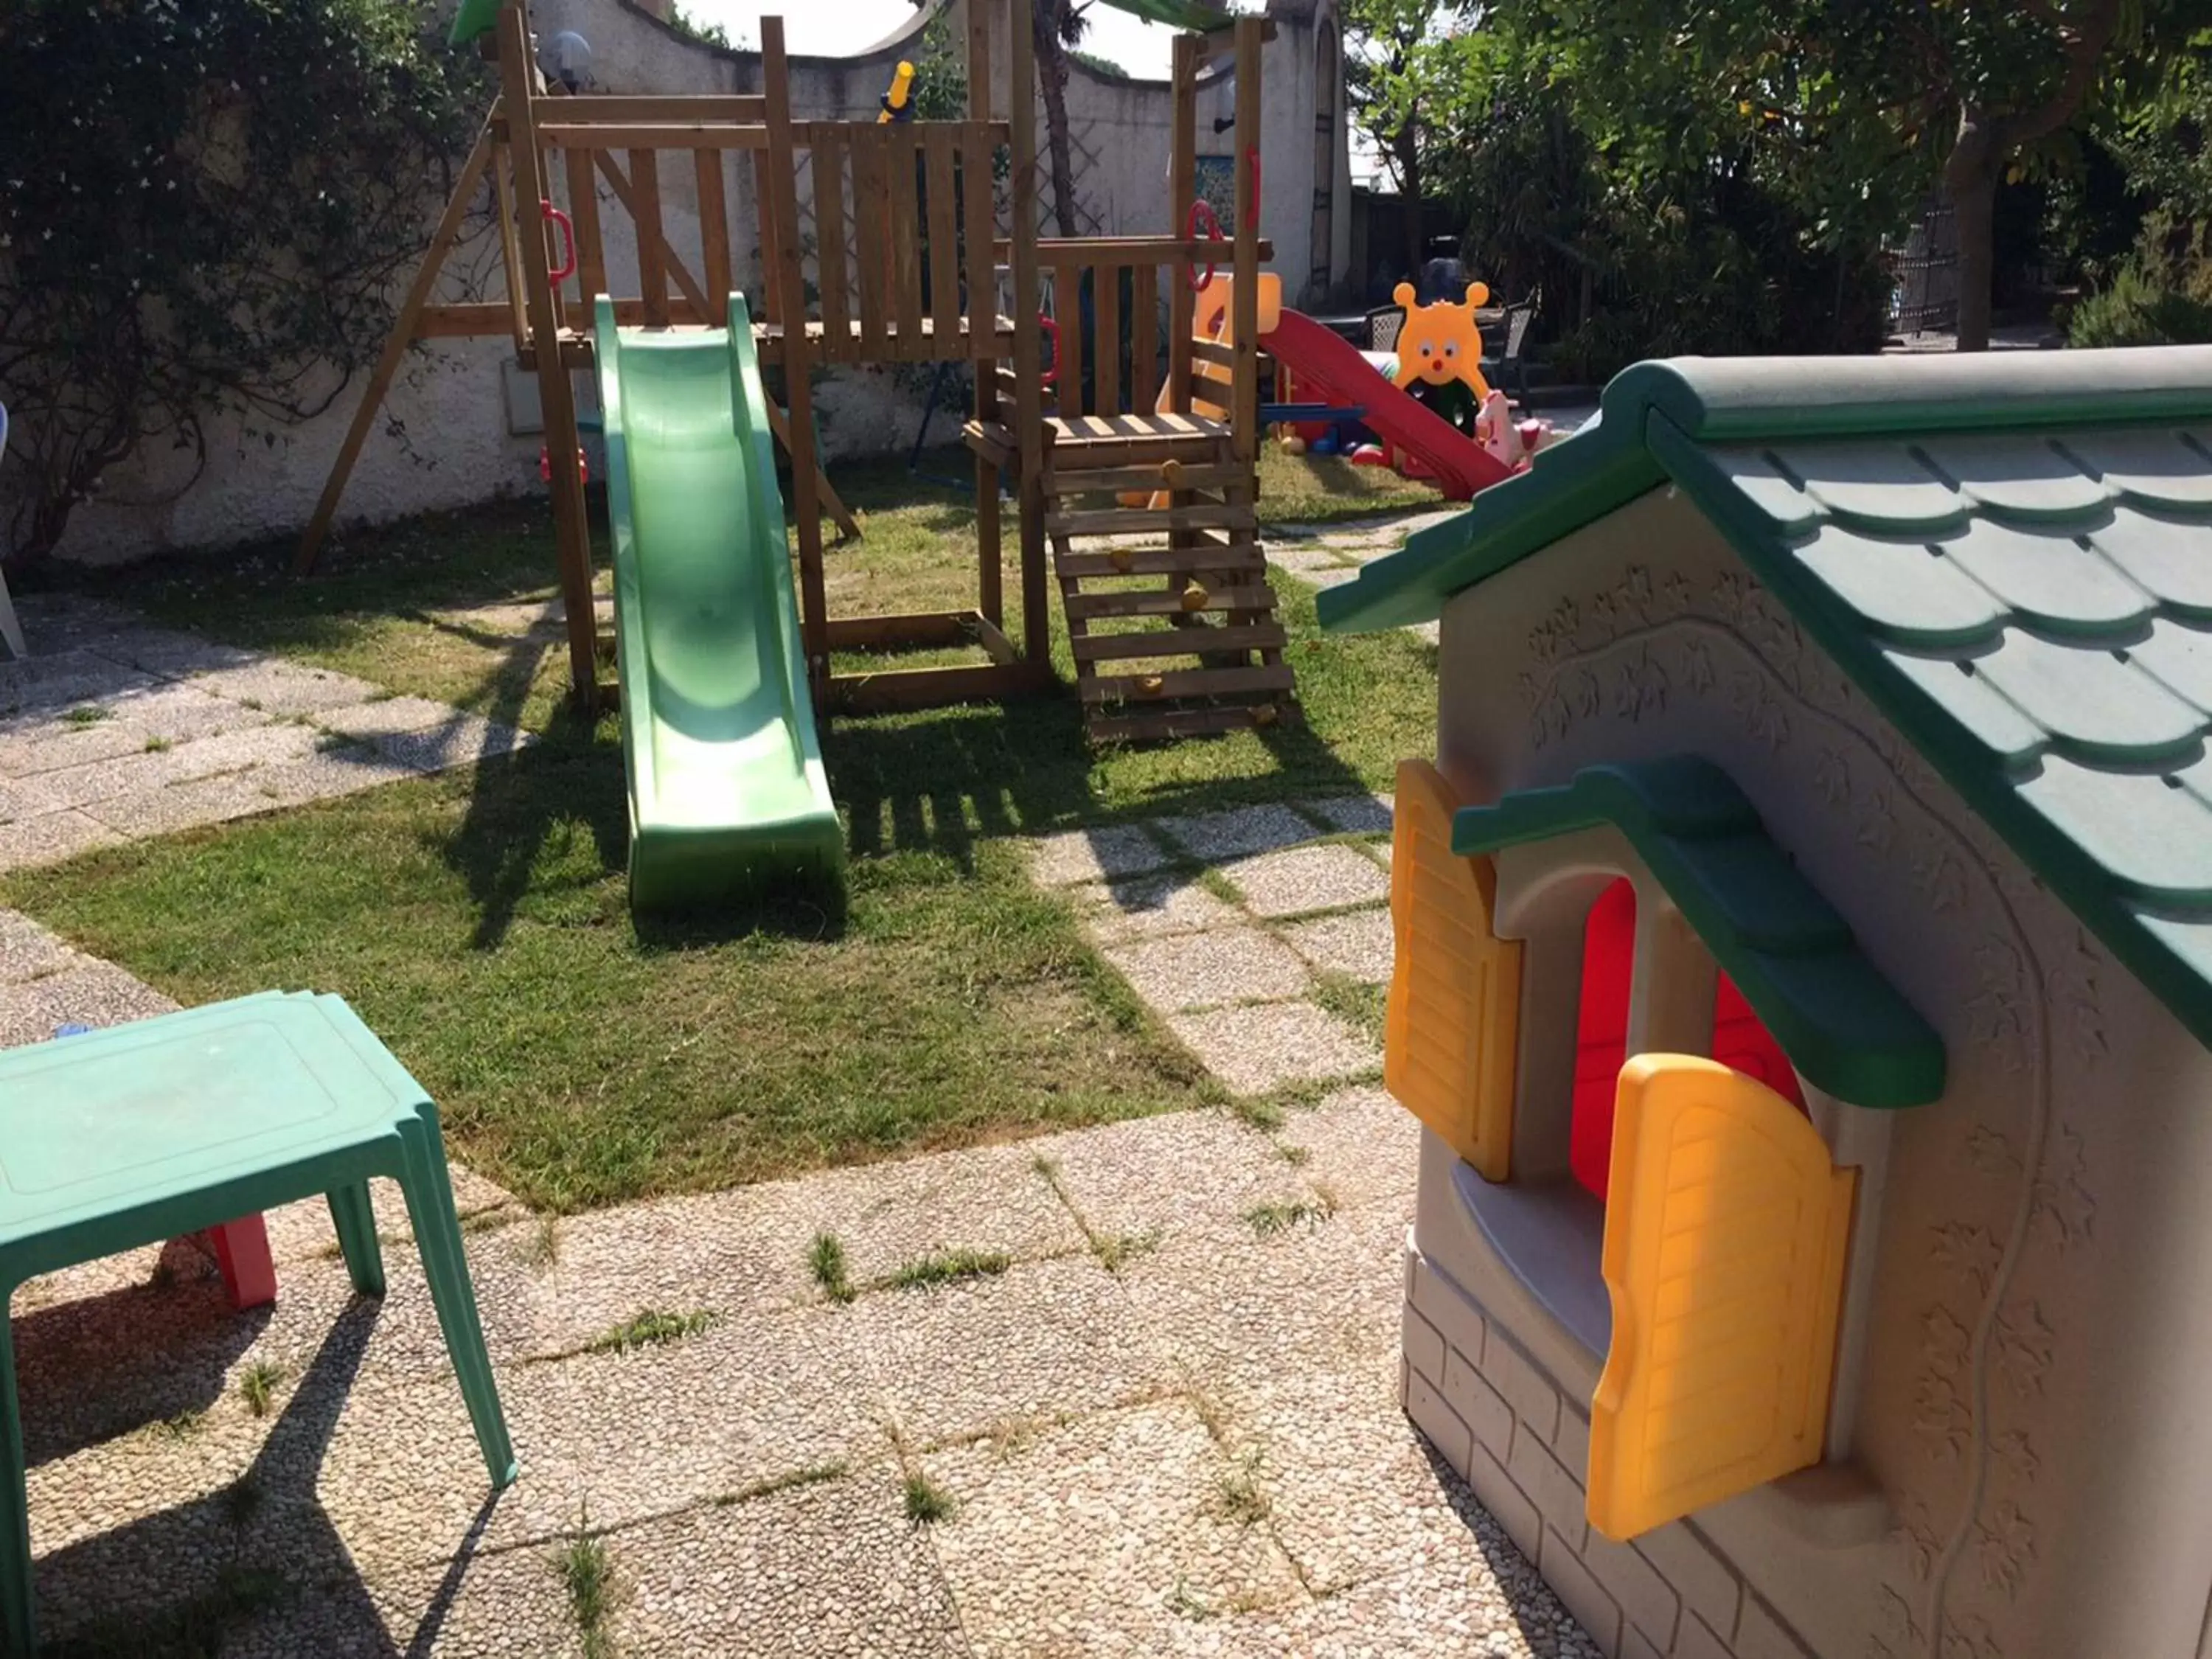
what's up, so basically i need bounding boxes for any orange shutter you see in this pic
[1385,759,1522,1181]
[1587,1055,1856,1540]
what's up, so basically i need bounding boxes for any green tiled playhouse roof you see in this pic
[1453,758,1945,1107]
[1319,347,2212,1051]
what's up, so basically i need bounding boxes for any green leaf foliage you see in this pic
[0,0,487,563]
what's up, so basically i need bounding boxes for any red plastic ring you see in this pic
[542,200,577,284]
[1185,199,1223,292]
[1038,313,1062,387]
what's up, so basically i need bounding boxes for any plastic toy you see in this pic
[878,59,916,124]
[1321,347,2212,1658]
[1390,279,1492,428]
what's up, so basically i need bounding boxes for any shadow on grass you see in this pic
[827,692,1371,869]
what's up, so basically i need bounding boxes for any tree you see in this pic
[1342,0,1475,279]
[0,0,483,566]
[1482,0,2212,350]
[1033,0,1091,237]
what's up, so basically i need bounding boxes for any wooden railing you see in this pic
[1035,238,1270,419]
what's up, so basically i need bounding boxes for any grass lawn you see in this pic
[4,445,1443,1211]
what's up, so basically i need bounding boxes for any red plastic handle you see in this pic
[1038,313,1062,386]
[542,200,577,284]
[1185,198,1223,292]
[1246,150,1261,231]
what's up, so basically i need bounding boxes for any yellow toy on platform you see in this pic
[1391,281,1493,403]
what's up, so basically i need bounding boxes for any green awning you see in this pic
[1453,757,1945,1108]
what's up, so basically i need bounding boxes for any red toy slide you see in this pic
[1261,308,1514,501]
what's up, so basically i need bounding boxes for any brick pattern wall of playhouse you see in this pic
[1399,1239,1813,1659]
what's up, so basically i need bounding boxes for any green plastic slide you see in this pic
[594,294,844,914]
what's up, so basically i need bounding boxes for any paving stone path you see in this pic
[0,597,1601,1655]
[1032,800,1397,1098]
[0,594,530,874]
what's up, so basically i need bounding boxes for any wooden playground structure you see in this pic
[302,0,1286,740]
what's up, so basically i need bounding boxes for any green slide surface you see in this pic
[595,294,844,915]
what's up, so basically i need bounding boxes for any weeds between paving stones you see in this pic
[237,1360,285,1419]
[1245,1192,1338,1237]
[142,736,173,754]
[154,1407,205,1441]
[1309,969,1388,1048]
[1274,1144,1312,1166]
[808,1231,856,1304]
[585,1308,717,1356]
[1230,1097,1287,1133]
[713,1461,850,1509]
[1033,1155,1161,1274]
[888,1248,1012,1291]
[1209,1454,1273,1526]
[60,705,111,728]
[902,1470,956,1525]
[521,1214,560,1269]
[554,1510,617,1659]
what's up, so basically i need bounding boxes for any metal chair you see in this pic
[1365,301,1406,355]
[1495,288,1542,408]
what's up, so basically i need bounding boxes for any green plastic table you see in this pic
[0,991,515,1655]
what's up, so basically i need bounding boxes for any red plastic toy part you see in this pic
[1038,313,1061,387]
[541,199,577,284]
[1245,150,1261,231]
[1185,198,1223,291]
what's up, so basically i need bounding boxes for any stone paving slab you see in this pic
[529,1186,818,1340]
[0,775,59,826]
[36,720,324,810]
[610,1469,968,1659]
[1069,872,1240,944]
[926,1397,1305,1659]
[230,1548,586,1659]
[1163,1000,1379,1095]
[0,605,530,870]
[507,1309,884,1539]
[0,908,81,981]
[1281,907,1394,982]
[1220,843,1389,918]
[1153,803,1316,863]
[0,960,176,1048]
[181,658,384,715]
[1029,824,1171,887]
[366,714,535,775]
[786,1138,1090,1293]
[1027,1109,1310,1254]
[1119,1201,1411,1399]
[1307,793,1395,836]
[1275,1087,1422,1213]
[846,1253,1180,1449]
[1103,928,1312,1012]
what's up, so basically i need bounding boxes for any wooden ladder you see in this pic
[1043,425,1298,743]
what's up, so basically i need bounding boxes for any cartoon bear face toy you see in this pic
[1392,281,1493,401]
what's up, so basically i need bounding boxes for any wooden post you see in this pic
[1167,34,1197,418]
[969,0,1002,629]
[1009,0,1048,669]
[497,1,599,710]
[1230,17,1262,467]
[762,18,832,700]
[295,124,495,575]
[695,147,734,305]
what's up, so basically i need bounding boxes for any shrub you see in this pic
[0,0,485,566]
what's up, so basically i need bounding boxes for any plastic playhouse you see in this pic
[302,0,1326,910]
[1321,346,2212,1657]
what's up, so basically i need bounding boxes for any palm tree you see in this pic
[1032,0,1088,237]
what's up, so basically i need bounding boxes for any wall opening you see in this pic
[1571,877,1636,1198]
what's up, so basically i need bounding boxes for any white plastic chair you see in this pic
[0,403,21,658]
